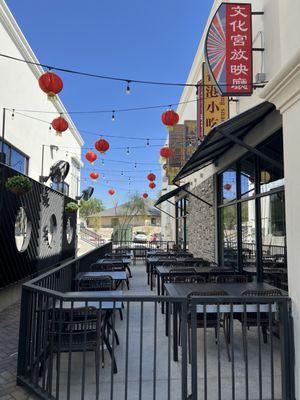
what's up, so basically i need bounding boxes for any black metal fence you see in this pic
[17,245,294,400]
[0,163,78,289]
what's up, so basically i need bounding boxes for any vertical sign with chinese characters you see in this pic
[197,80,204,140]
[205,3,252,96]
[203,62,229,136]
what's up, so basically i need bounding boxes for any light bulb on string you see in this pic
[101,159,104,166]
[126,80,131,95]
[111,110,115,122]
[49,124,52,132]
[11,109,15,120]
[126,147,130,155]
[134,163,137,168]
[146,138,150,147]
[121,171,124,176]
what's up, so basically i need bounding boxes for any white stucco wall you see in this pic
[0,0,83,199]
[160,0,300,395]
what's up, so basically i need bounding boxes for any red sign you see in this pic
[197,79,203,140]
[205,3,253,96]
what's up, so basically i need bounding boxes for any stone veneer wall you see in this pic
[186,176,216,261]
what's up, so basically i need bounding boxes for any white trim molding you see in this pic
[0,0,84,147]
[260,49,300,114]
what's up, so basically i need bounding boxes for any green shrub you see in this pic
[5,175,32,195]
[65,202,79,213]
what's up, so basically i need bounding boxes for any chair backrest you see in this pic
[242,289,282,297]
[90,263,124,272]
[169,267,196,275]
[174,275,206,284]
[49,306,101,348]
[216,275,248,283]
[79,275,113,291]
[187,290,228,298]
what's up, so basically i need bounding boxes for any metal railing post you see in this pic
[17,286,31,381]
[279,299,295,400]
[181,299,188,400]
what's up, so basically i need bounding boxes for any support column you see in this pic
[260,48,300,399]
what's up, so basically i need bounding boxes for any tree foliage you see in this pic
[79,198,105,220]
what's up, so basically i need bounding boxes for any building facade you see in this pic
[0,0,83,199]
[160,0,300,394]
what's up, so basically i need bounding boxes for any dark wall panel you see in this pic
[0,163,77,288]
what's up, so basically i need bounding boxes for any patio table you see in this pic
[164,282,287,361]
[156,266,234,296]
[96,258,132,277]
[59,291,123,310]
[147,256,197,289]
[75,271,128,290]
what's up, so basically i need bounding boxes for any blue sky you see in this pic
[6,0,213,207]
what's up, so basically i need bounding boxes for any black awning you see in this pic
[155,184,188,207]
[174,101,276,182]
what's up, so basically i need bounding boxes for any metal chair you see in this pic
[78,275,113,291]
[209,268,234,282]
[216,275,248,283]
[239,289,282,359]
[47,306,117,398]
[186,291,231,362]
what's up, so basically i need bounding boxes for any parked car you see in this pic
[133,231,148,243]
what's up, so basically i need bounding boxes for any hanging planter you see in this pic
[65,202,79,213]
[5,175,32,196]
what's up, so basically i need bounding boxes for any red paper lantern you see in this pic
[147,173,156,182]
[161,109,179,128]
[51,116,68,136]
[39,71,63,98]
[149,182,156,189]
[95,138,110,153]
[142,193,148,199]
[160,147,172,159]
[223,183,232,191]
[108,188,115,196]
[85,150,97,164]
[90,172,99,181]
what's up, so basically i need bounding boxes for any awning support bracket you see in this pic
[173,183,213,207]
[217,129,284,171]
[166,200,189,215]
[155,205,175,219]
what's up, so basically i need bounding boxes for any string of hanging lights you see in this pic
[9,110,168,142]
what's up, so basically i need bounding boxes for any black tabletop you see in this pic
[60,291,123,310]
[147,256,197,264]
[243,266,287,275]
[76,271,127,281]
[96,258,130,265]
[156,266,233,276]
[164,282,287,298]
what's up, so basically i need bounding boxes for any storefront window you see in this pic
[217,131,286,288]
[220,205,237,266]
[241,200,256,265]
[220,167,237,204]
[240,154,255,198]
[176,197,188,250]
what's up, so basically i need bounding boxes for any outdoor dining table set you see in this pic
[47,253,133,377]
